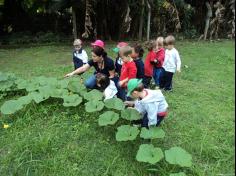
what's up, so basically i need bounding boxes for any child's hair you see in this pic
[73,39,82,46]
[133,82,145,92]
[145,40,156,51]
[165,35,175,45]
[119,46,132,57]
[96,73,110,90]
[92,46,107,58]
[156,37,164,47]
[132,43,144,58]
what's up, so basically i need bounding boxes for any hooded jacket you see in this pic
[134,89,168,126]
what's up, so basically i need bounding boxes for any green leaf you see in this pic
[63,94,82,107]
[104,98,125,110]
[121,108,141,121]
[29,92,49,103]
[68,80,86,94]
[165,147,192,167]
[57,79,70,89]
[136,144,164,164]
[170,172,187,176]
[17,95,32,105]
[140,127,165,139]
[98,111,119,126]
[51,88,69,98]
[83,89,103,101]
[0,100,23,115]
[16,79,29,90]
[85,100,104,113]
[116,125,139,141]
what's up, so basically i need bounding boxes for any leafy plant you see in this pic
[136,144,164,165]
[98,111,119,126]
[0,100,24,115]
[83,89,103,101]
[63,94,82,107]
[104,98,125,111]
[170,172,186,176]
[116,125,140,141]
[140,127,165,139]
[85,100,104,113]
[121,108,141,121]
[165,147,192,167]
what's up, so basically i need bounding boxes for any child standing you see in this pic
[131,43,145,79]
[118,46,137,101]
[96,73,118,100]
[160,35,181,91]
[125,79,168,128]
[113,42,129,76]
[143,40,156,88]
[72,39,88,70]
[152,37,165,89]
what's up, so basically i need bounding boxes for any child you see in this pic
[118,46,137,101]
[72,39,88,70]
[96,73,118,100]
[152,37,165,89]
[125,79,168,128]
[131,43,145,79]
[160,35,181,91]
[143,40,156,88]
[113,42,129,76]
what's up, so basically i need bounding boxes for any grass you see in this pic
[0,40,235,176]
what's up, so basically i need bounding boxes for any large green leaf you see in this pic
[0,73,8,82]
[140,127,165,139]
[29,92,49,103]
[85,100,104,113]
[116,125,140,141]
[98,111,119,126]
[121,108,141,121]
[16,79,29,90]
[68,80,86,94]
[136,144,164,164]
[17,95,33,105]
[57,79,70,89]
[63,94,82,107]
[83,89,103,101]
[0,81,15,91]
[170,172,186,176]
[0,100,24,115]
[51,88,69,98]
[104,98,125,110]
[165,147,192,167]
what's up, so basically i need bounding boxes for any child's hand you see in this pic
[124,101,135,107]
[64,72,74,78]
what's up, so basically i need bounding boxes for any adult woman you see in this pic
[65,40,115,89]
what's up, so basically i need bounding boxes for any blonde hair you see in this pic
[73,39,82,46]
[156,37,164,47]
[165,35,175,45]
[119,46,132,56]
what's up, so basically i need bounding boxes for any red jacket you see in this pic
[152,48,165,68]
[120,61,137,87]
[144,51,156,77]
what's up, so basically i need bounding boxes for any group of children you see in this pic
[68,35,182,128]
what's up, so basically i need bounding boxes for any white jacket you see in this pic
[134,89,168,126]
[104,80,118,100]
[163,48,181,73]
[74,49,88,64]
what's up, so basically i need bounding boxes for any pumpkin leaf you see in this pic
[116,125,139,141]
[68,80,86,94]
[17,95,32,105]
[136,144,164,165]
[98,111,119,126]
[0,100,23,114]
[83,89,103,101]
[170,172,187,176]
[140,127,165,139]
[85,100,104,113]
[104,98,125,110]
[165,147,192,167]
[29,92,49,103]
[63,94,82,107]
[121,108,141,121]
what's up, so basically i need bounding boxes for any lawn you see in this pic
[0,40,235,176]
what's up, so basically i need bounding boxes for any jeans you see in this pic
[139,113,165,128]
[84,75,97,89]
[160,70,173,91]
[143,76,152,88]
[116,85,127,101]
[153,68,163,87]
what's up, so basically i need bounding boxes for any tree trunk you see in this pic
[138,0,145,41]
[146,0,151,41]
[204,2,212,40]
[72,6,77,39]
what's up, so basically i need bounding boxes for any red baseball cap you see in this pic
[91,40,105,49]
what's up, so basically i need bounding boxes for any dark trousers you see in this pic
[160,70,174,91]
[73,58,83,70]
[143,76,152,88]
[132,113,165,128]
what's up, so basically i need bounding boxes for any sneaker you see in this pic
[155,86,160,90]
